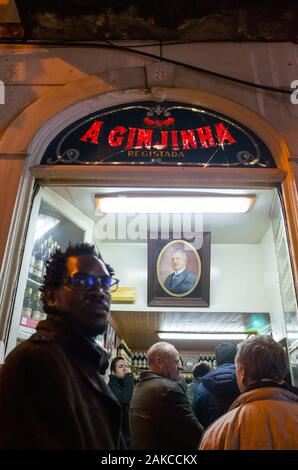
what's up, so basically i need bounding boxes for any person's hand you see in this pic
[125,365,132,374]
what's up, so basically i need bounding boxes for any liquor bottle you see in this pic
[135,353,139,369]
[33,241,44,282]
[29,240,39,278]
[138,353,143,369]
[132,353,137,368]
[142,354,147,369]
[21,287,33,318]
[118,342,123,358]
[41,236,54,280]
[39,310,47,321]
[32,291,42,321]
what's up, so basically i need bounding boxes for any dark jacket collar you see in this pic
[244,380,294,394]
[108,374,123,385]
[35,314,110,374]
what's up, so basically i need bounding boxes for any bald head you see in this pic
[147,342,182,381]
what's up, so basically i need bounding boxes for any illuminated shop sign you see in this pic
[40,102,276,168]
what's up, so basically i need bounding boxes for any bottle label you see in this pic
[33,260,44,280]
[22,307,32,318]
[29,255,35,275]
[32,310,41,321]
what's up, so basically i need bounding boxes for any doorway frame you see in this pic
[0,83,297,358]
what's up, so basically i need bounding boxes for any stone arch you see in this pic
[0,78,291,170]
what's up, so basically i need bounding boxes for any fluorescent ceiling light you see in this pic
[95,196,255,214]
[34,214,60,240]
[158,332,248,340]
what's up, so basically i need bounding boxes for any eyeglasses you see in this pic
[63,273,119,293]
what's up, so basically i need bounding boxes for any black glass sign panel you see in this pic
[40,101,276,168]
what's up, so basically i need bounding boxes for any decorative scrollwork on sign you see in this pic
[46,148,80,164]
[146,104,171,117]
[236,150,260,166]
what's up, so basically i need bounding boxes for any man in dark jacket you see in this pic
[108,356,134,448]
[188,361,211,403]
[0,243,122,449]
[130,342,203,449]
[164,250,197,295]
[192,342,239,429]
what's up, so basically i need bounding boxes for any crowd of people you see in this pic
[0,242,297,450]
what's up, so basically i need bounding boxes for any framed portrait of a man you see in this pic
[148,233,211,307]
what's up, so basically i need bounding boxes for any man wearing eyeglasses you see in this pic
[0,243,122,449]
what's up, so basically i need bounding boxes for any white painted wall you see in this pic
[100,241,269,313]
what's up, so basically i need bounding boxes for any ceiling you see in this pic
[110,310,271,352]
[51,186,275,244]
[8,1,298,42]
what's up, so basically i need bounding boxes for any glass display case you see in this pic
[271,192,298,386]
[6,187,94,355]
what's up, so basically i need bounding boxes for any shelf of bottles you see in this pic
[117,342,132,366]
[181,354,216,383]
[195,354,216,370]
[130,352,216,382]
[20,236,61,332]
[131,352,148,382]
[132,352,148,370]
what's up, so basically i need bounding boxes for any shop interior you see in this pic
[8,185,298,385]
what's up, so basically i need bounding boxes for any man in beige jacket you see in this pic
[200,335,298,450]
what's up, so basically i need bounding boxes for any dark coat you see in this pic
[108,373,134,447]
[188,378,202,403]
[0,315,122,449]
[130,371,203,449]
[164,269,197,294]
[192,363,239,429]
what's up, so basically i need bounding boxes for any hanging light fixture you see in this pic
[158,332,249,340]
[95,195,255,214]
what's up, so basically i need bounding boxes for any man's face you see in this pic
[160,348,182,381]
[171,252,186,272]
[113,359,128,379]
[52,254,111,337]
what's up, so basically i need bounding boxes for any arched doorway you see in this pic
[0,84,297,385]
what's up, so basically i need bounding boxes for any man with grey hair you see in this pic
[200,335,298,450]
[164,250,197,295]
[130,342,203,449]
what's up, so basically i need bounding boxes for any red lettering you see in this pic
[171,131,179,150]
[154,131,169,150]
[136,128,153,150]
[125,128,137,149]
[196,126,216,148]
[161,130,168,149]
[108,126,127,147]
[180,130,197,150]
[80,121,103,144]
[216,122,236,145]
